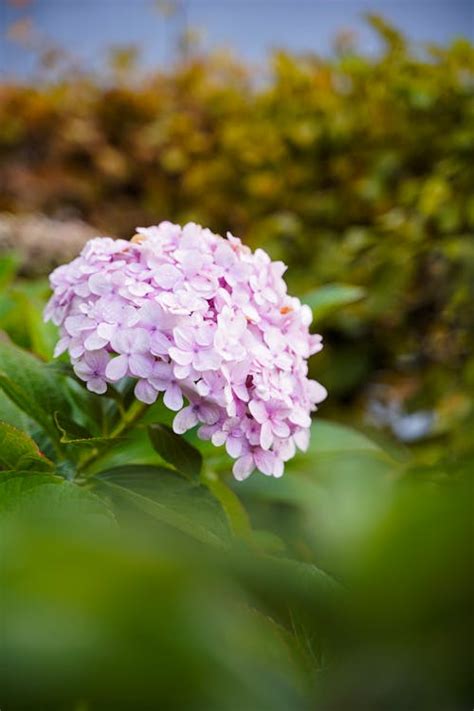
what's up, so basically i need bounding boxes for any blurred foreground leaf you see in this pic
[0,473,114,526]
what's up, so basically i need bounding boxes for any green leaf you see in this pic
[0,475,61,513]
[236,419,401,509]
[0,374,53,436]
[95,465,230,547]
[237,419,403,573]
[0,421,53,471]
[0,473,115,525]
[0,339,72,437]
[0,389,34,433]
[241,420,397,492]
[0,469,57,484]
[303,283,365,320]
[148,423,202,479]
[303,419,385,456]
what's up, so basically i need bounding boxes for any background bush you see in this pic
[1,17,473,445]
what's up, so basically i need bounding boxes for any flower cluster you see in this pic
[45,222,326,480]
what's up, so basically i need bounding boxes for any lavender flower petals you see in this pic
[45,221,327,480]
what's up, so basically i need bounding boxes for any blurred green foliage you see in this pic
[0,321,471,710]
[0,17,473,443]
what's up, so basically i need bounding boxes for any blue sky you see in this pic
[1,0,473,78]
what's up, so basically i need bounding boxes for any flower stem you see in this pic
[78,399,148,477]
[201,468,252,541]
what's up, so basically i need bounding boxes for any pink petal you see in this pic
[195,324,214,347]
[226,435,243,458]
[173,327,193,350]
[211,430,227,447]
[169,347,193,366]
[263,327,283,351]
[150,332,172,355]
[154,264,181,289]
[134,379,158,405]
[152,360,172,378]
[132,328,151,353]
[272,421,290,438]
[294,428,310,452]
[65,315,92,337]
[173,363,192,380]
[198,402,220,425]
[111,330,133,355]
[248,399,267,424]
[54,337,69,357]
[273,458,284,478]
[289,407,312,428]
[86,350,109,371]
[173,406,198,434]
[254,449,275,476]
[233,383,249,402]
[194,349,221,371]
[260,421,273,450]
[105,354,129,381]
[74,361,92,380]
[69,338,85,359]
[87,377,107,395]
[232,455,254,481]
[310,380,328,404]
[129,353,154,378]
[163,382,183,411]
[84,332,109,350]
[97,322,115,340]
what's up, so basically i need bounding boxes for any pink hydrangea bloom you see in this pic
[45,222,326,480]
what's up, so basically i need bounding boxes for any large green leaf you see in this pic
[238,419,398,504]
[0,421,53,471]
[0,474,115,526]
[95,465,230,547]
[148,423,202,480]
[0,339,72,437]
[303,283,365,320]
[236,420,404,575]
[295,418,390,459]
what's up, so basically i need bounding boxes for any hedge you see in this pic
[0,17,473,441]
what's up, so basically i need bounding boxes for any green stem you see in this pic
[110,399,148,438]
[201,468,252,541]
[78,400,148,477]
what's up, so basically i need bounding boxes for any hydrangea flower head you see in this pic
[45,222,327,480]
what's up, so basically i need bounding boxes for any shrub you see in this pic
[0,17,473,439]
